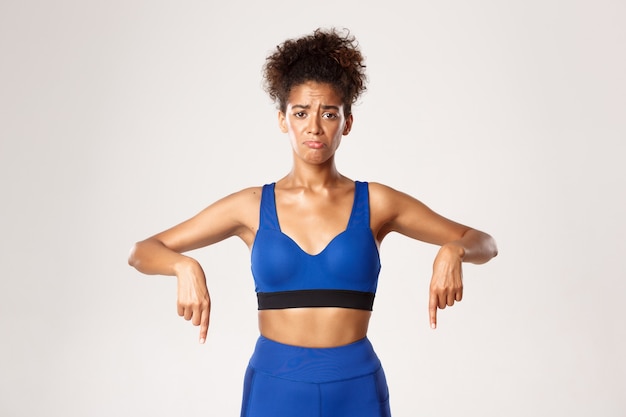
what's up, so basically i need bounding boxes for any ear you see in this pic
[342,114,354,135]
[278,111,288,133]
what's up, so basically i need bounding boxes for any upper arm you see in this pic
[146,187,261,253]
[369,182,470,246]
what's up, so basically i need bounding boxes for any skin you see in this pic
[128,81,498,347]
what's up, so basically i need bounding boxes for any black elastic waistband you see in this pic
[257,289,375,311]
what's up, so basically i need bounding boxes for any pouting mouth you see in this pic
[303,140,326,149]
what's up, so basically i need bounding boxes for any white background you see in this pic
[1,1,624,416]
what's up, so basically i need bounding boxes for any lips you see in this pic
[304,141,325,149]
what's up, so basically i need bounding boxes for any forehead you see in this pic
[287,81,344,106]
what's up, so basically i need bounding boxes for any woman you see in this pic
[128,28,497,417]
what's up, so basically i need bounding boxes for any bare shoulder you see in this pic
[367,181,403,200]
[225,185,264,246]
[367,182,412,239]
[366,181,469,245]
[220,186,263,207]
[150,185,264,252]
[208,185,263,229]
[367,181,421,215]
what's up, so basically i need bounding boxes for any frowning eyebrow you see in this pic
[291,104,341,111]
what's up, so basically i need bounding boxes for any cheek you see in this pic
[286,122,299,136]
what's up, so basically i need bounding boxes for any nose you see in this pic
[306,115,322,135]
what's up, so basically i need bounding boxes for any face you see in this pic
[278,81,353,166]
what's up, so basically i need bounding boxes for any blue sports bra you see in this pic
[251,181,381,310]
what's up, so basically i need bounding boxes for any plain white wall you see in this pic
[1,0,624,416]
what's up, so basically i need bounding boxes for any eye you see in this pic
[293,111,306,118]
[322,112,338,120]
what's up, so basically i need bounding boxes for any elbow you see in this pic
[468,229,498,263]
[488,235,498,260]
[127,242,141,269]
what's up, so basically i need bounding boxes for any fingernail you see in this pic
[199,338,205,344]
[431,323,436,329]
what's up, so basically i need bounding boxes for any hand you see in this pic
[428,244,464,329]
[175,259,211,343]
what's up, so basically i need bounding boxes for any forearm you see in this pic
[128,238,198,276]
[442,228,498,264]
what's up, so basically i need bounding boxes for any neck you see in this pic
[283,156,345,189]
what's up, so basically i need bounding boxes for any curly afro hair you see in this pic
[263,28,367,116]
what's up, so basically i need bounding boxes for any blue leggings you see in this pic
[240,336,391,417]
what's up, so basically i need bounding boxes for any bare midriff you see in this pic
[258,308,371,348]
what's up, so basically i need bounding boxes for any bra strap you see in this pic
[259,183,279,230]
[347,181,370,229]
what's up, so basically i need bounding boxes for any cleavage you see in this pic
[275,189,355,256]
